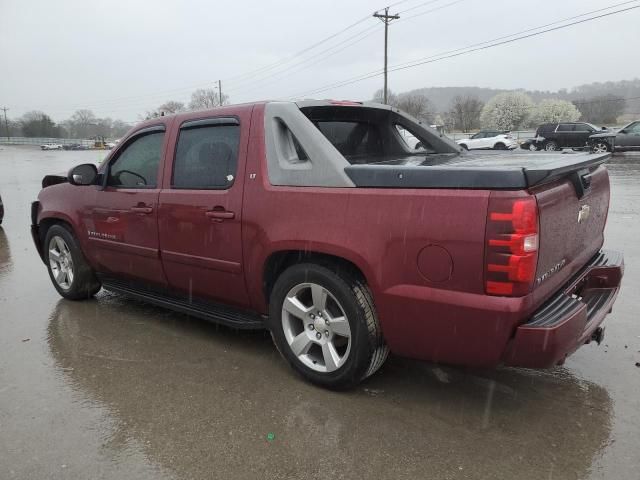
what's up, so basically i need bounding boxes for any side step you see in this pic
[101,279,265,330]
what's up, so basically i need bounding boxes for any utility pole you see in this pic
[218,80,223,106]
[1,107,9,141]
[373,8,400,105]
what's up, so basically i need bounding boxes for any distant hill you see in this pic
[402,78,640,116]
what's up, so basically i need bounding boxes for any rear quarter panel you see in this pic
[243,105,494,361]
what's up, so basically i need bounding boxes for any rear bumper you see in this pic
[502,250,624,368]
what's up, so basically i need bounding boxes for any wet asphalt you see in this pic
[0,145,638,480]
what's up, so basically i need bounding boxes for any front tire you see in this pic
[459,143,468,150]
[494,142,507,150]
[268,263,388,389]
[591,141,611,153]
[45,224,101,300]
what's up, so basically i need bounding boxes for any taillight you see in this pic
[485,194,539,296]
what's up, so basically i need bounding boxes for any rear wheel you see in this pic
[459,143,468,150]
[591,141,611,153]
[544,141,559,151]
[268,263,388,389]
[528,143,538,151]
[45,224,101,300]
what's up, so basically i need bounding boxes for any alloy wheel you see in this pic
[49,235,74,290]
[281,282,351,373]
[592,142,610,154]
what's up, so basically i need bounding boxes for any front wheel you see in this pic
[45,224,101,300]
[591,141,611,153]
[493,142,507,150]
[268,263,388,389]
[459,143,468,150]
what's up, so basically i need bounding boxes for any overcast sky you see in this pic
[2,0,639,122]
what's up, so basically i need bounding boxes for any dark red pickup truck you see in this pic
[31,100,623,388]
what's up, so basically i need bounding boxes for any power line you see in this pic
[291,2,640,98]
[225,23,382,94]
[225,25,382,97]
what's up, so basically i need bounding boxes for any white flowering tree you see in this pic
[480,92,534,130]
[529,99,581,126]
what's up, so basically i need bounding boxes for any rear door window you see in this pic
[172,122,241,189]
[557,124,574,132]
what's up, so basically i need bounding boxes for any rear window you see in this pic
[315,121,382,157]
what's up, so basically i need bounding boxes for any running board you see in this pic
[101,279,265,330]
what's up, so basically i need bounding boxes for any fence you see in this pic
[0,137,95,146]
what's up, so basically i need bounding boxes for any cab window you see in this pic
[172,123,240,189]
[107,131,164,188]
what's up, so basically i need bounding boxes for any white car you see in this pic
[457,130,518,150]
[40,143,63,151]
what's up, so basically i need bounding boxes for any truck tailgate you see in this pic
[531,164,610,300]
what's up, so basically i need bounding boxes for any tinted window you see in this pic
[316,121,382,157]
[574,123,593,132]
[108,131,164,188]
[557,124,574,132]
[172,124,240,189]
[627,122,640,133]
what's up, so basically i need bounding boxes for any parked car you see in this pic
[0,193,4,225]
[589,120,640,153]
[531,122,607,151]
[62,143,89,151]
[40,143,63,151]
[519,138,538,151]
[30,100,623,389]
[457,130,517,150]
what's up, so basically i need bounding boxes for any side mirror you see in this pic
[68,163,98,186]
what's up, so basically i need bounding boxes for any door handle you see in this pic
[131,206,153,214]
[205,209,235,220]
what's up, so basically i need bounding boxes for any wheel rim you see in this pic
[545,143,556,151]
[529,143,537,151]
[281,282,352,373]
[48,236,74,290]
[593,142,609,153]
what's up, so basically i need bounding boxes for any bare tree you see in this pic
[573,95,626,125]
[372,88,399,107]
[396,93,433,122]
[189,88,229,110]
[67,109,97,138]
[144,100,187,119]
[448,95,484,132]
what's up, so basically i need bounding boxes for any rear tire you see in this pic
[459,143,468,150]
[45,224,101,300]
[268,263,388,389]
[544,141,559,151]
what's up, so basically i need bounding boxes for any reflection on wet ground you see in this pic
[46,294,614,479]
[0,146,638,479]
